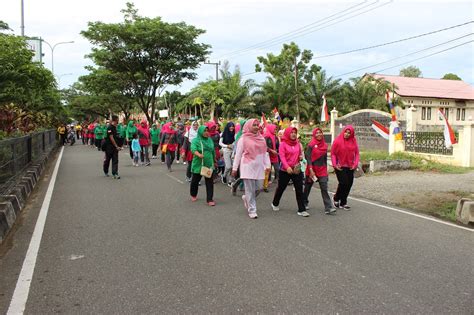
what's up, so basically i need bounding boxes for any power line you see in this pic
[313,20,474,59]
[334,33,473,78]
[217,1,369,58]
[373,40,473,74]
[223,1,393,60]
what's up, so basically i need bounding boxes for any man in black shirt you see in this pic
[103,115,122,179]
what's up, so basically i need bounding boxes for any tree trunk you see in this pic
[210,103,215,122]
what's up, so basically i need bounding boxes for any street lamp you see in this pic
[41,40,74,75]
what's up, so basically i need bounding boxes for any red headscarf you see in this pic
[308,127,328,162]
[281,127,299,147]
[241,118,267,162]
[331,125,359,167]
[205,121,219,137]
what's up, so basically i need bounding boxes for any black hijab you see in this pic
[221,122,235,145]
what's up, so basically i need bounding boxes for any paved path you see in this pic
[0,145,473,314]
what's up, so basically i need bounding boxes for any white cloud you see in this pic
[1,0,473,90]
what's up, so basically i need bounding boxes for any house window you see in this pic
[439,108,449,120]
[421,107,426,120]
[427,107,432,120]
[457,108,461,121]
[461,108,466,121]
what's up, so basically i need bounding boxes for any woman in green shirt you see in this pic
[190,125,216,206]
[150,123,161,159]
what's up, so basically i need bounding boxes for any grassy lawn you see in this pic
[360,151,472,174]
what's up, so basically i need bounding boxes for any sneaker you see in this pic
[113,174,120,179]
[145,162,151,166]
[183,161,187,165]
[271,203,279,211]
[242,195,248,209]
[227,182,233,188]
[151,155,156,159]
[185,177,191,182]
[191,196,197,202]
[342,204,351,210]
[263,188,269,193]
[248,212,258,219]
[305,204,309,210]
[333,197,341,209]
[104,173,109,177]
[176,160,181,164]
[221,176,226,184]
[161,161,164,164]
[297,211,310,217]
[208,201,216,206]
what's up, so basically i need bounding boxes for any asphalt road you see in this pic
[1,144,473,314]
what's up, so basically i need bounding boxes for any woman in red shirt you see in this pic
[303,128,336,215]
[331,125,360,210]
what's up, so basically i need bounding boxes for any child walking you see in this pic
[131,134,141,167]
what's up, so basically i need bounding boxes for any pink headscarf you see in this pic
[281,127,299,147]
[308,127,328,162]
[161,122,176,135]
[235,123,241,134]
[205,121,219,136]
[241,118,267,161]
[264,124,277,149]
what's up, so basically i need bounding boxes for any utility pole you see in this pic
[294,56,300,122]
[20,0,25,36]
[204,60,220,81]
[204,60,221,121]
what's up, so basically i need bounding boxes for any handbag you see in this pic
[161,135,172,153]
[199,140,212,178]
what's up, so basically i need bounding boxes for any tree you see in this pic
[188,80,225,121]
[219,62,256,118]
[256,42,320,121]
[0,31,63,123]
[399,66,422,78]
[304,69,341,122]
[0,21,11,32]
[81,2,210,124]
[442,73,462,80]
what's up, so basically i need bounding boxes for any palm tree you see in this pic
[304,70,341,122]
[219,64,256,118]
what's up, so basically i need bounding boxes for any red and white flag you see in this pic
[371,119,389,140]
[438,108,457,148]
[321,94,329,122]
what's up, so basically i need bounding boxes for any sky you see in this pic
[2,0,473,92]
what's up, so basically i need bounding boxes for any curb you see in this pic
[0,149,56,244]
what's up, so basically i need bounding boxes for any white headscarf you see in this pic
[186,121,199,143]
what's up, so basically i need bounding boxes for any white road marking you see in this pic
[7,146,64,315]
[346,194,473,232]
[69,254,85,261]
[165,173,184,184]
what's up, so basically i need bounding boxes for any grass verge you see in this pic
[360,151,472,174]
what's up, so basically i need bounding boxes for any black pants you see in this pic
[103,148,119,175]
[117,137,124,147]
[186,162,192,179]
[166,151,175,170]
[152,144,159,157]
[272,170,305,212]
[334,168,354,206]
[60,134,66,146]
[190,173,214,202]
[76,131,81,139]
[128,141,133,159]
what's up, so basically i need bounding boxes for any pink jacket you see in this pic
[232,139,270,180]
[279,142,302,171]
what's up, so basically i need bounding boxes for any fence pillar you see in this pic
[406,105,417,132]
[460,123,474,167]
[330,108,338,144]
[389,124,405,155]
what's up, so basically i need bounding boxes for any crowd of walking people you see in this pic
[67,115,360,219]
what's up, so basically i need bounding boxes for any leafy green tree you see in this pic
[188,80,225,121]
[399,66,422,78]
[304,70,341,122]
[255,42,320,121]
[0,21,11,32]
[219,62,255,118]
[442,73,462,80]
[81,2,210,124]
[0,31,62,123]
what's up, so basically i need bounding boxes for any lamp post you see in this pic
[57,73,73,87]
[41,40,74,75]
[204,59,221,82]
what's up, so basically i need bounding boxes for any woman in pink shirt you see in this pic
[232,119,270,219]
[331,125,360,210]
[271,127,309,217]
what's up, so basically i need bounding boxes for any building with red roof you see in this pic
[367,74,474,130]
